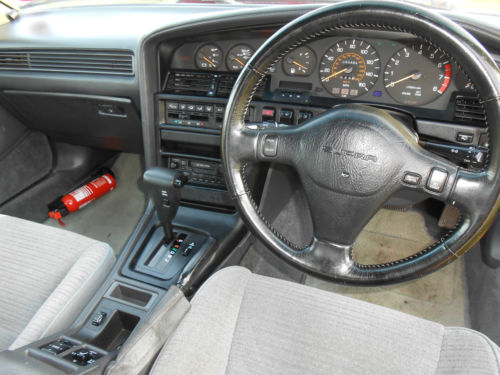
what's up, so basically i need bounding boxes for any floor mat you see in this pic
[45,153,146,256]
[0,131,52,204]
[241,208,467,327]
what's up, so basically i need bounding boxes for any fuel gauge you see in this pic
[282,46,316,76]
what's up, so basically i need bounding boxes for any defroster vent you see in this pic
[0,49,134,76]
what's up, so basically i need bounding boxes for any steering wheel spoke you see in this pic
[400,143,459,201]
[232,122,301,164]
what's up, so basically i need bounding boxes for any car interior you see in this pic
[0,0,500,373]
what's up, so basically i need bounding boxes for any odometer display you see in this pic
[384,43,452,106]
[319,39,380,98]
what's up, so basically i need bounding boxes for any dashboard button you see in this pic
[216,105,225,114]
[167,102,178,110]
[187,104,196,111]
[179,103,187,111]
[262,135,278,157]
[456,132,474,143]
[205,105,214,113]
[427,168,448,192]
[195,104,204,112]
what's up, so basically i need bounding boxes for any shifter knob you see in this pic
[143,167,186,243]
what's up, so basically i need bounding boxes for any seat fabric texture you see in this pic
[0,214,115,351]
[150,266,500,375]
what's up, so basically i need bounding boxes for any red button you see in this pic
[262,108,275,117]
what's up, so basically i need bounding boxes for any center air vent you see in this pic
[0,50,134,76]
[165,71,267,98]
[454,96,486,126]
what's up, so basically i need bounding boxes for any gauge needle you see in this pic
[202,56,216,67]
[385,72,422,88]
[292,60,308,71]
[233,57,246,67]
[321,67,351,82]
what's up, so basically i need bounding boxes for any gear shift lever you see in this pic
[143,167,187,243]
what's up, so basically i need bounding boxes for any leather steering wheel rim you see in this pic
[222,0,500,285]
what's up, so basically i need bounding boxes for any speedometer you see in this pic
[384,43,452,106]
[319,39,381,98]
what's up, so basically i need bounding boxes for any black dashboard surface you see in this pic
[0,3,498,156]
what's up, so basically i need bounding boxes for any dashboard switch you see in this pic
[456,132,474,143]
[262,108,275,121]
[279,109,294,124]
[298,111,313,124]
[262,135,278,157]
[91,311,107,326]
[427,168,448,192]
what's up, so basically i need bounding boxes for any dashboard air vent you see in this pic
[166,72,213,96]
[0,50,134,76]
[217,74,237,96]
[0,52,29,68]
[454,96,486,126]
[165,71,267,98]
[217,73,267,98]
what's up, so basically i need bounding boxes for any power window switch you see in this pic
[91,311,107,326]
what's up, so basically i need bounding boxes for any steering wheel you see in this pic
[222,0,500,285]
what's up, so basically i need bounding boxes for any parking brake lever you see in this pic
[143,167,187,243]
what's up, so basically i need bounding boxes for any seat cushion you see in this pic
[0,214,115,351]
[151,266,500,375]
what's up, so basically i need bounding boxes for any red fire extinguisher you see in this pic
[48,169,116,226]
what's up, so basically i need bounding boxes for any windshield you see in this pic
[12,0,500,16]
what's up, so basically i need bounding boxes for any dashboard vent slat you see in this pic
[454,96,486,126]
[165,71,267,98]
[0,50,134,76]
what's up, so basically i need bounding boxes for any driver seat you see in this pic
[150,266,500,374]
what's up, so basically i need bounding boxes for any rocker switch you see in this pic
[262,136,278,157]
[91,311,107,326]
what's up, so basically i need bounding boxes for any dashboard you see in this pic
[0,3,499,210]
[169,30,475,111]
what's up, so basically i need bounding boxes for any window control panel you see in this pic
[65,348,103,366]
[40,338,76,355]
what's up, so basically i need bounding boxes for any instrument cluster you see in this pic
[171,32,475,108]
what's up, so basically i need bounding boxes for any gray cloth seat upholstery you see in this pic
[0,214,115,351]
[151,266,500,375]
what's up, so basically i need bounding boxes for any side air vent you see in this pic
[0,50,134,76]
[454,96,486,126]
[165,71,267,98]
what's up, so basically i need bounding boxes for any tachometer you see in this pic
[319,39,380,98]
[282,46,316,76]
[384,43,452,106]
[226,44,254,72]
[195,44,222,70]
